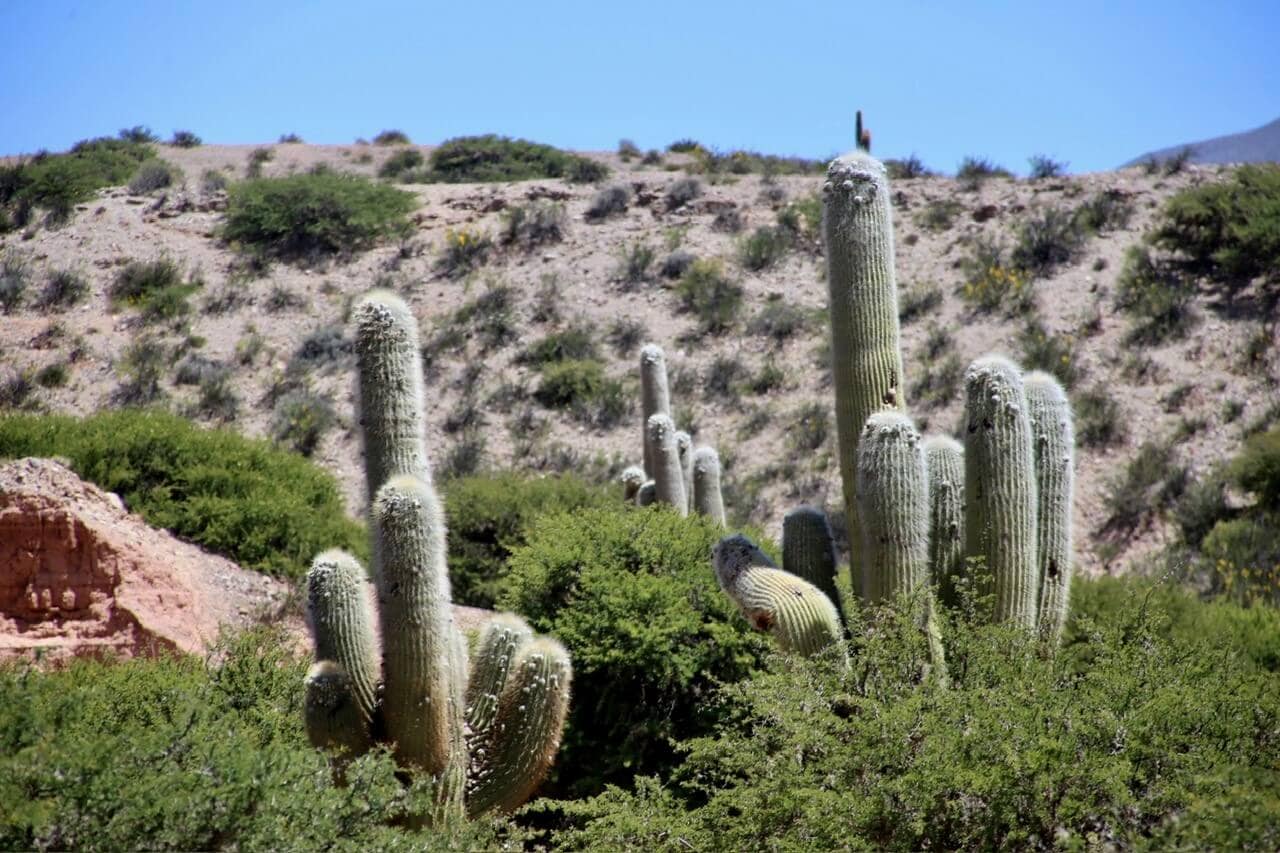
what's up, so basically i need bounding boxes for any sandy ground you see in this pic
[1,141,1276,580]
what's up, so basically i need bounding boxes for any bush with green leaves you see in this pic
[533,359,629,428]
[1150,163,1280,296]
[441,472,609,609]
[415,135,607,183]
[127,159,183,194]
[0,136,155,226]
[499,200,566,249]
[378,147,425,180]
[0,410,365,577]
[1113,245,1198,345]
[38,268,90,310]
[498,505,773,799]
[1010,206,1084,277]
[169,130,202,147]
[108,256,202,323]
[0,628,520,851]
[737,225,790,271]
[0,252,30,313]
[223,171,417,261]
[549,576,1280,851]
[675,258,743,334]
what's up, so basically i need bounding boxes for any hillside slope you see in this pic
[1123,115,1280,166]
[1,140,1276,580]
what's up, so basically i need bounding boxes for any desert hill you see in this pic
[1123,115,1280,167]
[1,138,1276,582]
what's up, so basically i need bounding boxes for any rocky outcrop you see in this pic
[0,457,292,663]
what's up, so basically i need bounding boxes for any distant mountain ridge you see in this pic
[1122,115,1280,167]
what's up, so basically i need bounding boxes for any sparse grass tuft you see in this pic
[738,225,790,271]
[127,160,183,194]
[676,259,743,334]
[1010,207,1084,277]
[915,199,964,232]
[436,227,493,279]
[747,298,812,345]
[500,200,566,249]
[1074,385,1126,448]
[585,185,630,221]
[665,177,703,210]
[38,268,90,310]
[898,281,942,323]
[615,242,656,288]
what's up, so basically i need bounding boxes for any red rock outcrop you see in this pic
[0,457,292,663]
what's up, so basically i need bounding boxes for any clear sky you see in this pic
[2,0,1277,174]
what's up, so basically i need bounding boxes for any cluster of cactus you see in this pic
[619,343,726,525]
[714,150,1075,660]
[302,290,572,820]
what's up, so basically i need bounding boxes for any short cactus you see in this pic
[675,430,694,513]
[620,465,646,503]
[640,344,671,478]
[635,480,657,507]
[646,413,688,515]
[303,289,572,820]
[692,446,727,525]
[822,151,906,601]
[1024,372,1074,643]
[781,506,843,624]
[923,436,966,608]
[713,534,844,658]
[856,411,929,603]
[963,355,1040,630]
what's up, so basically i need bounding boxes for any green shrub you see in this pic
[1074,385,1126,448]
[109,257,201,323]
[169,130,202,147]
[1103,439,1186,533]
[585,185,630,221]
[909,353,964,409]
[1151,164,1280,295]
[956,155,1013,189]
[676,259,743,334]
[0,252,30,313]
[738,225,790,271]
[897,280,942,323]
[915,199,964,231]
[114,336,169,405]
[0,628,519,851]
[118,125,159,144]
[958,238,1034,315]
[34,362,68,388]
[223,172,417,261]
[885,154,933,179]
[271,387,336,456]
[38,268,89,310]
[0,410,365,577]
[1017,317,1080,388]
[550,576,1280,850]
[1231,426,1280,511]
[416,135,608,183]
[372,129,411,145]
[747,298,812,344]
[665,177,702,210]
[1074,189,1134,234]
[667,139,702,153]
[0,137,155,225]
[378,147,425,180]
[441,472,608,608]
[1113,245,1198,345]
[435,227,492,279]
[775,192,822,246]
[533,359,629,427]
[520,323,599,366]
[499,200,566,249]
[1027,154,1067,179]
[127,159,183,194]
[1010,206,1084,276]
[614,242,655,288]
[499,505,773,798]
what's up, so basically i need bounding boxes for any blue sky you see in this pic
[2,0,1277,174]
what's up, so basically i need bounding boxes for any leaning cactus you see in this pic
[640,344,671,478]
[781,506,843,624]
[963,355,1040,630]
[856,411,929,603]
[713,534,844,658]
[303,289,572,820]
[692,446,726,525]
[822,151,906,601]
[1024,371,1075,643]
[924,436,966,608]
[646,413,688,515]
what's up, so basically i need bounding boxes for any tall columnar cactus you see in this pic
[646,413,688,515]
[713,534,845,658]
[1024,372,1075,643]
[781,506,843,625]
[640,344,671,478]
[675,430,694,513]
[692,446,727,525]
[924,436,966,608]
[963,355,1040,630]
[304,289,572,821]
[822,151,905,601]
[856,411,930,602]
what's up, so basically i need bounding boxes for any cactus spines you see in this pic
[374,474,459,778]
[1024,371,1075,644]
[923,436,966,608]
[781,506,843,623]
[306,549,380,732]
[304,661,373,755]
[639,344,671,478]
[646,413,688,514]
[354,290,430,507]
[822,151,905,601]
[635,480,657,507]
[675,430,694,513]
[620,465,646,503]
[963,355,1039,630]
[692,446,727,525]
[856,411,929,602]
[466,638,572,816]
[713,534,844,657]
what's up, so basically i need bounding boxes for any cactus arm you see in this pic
[692,446,727,526]
[856,411,930,602]
[923,436,966,609]
[1024,371,1075,644]
[465,613,533,743]
[676,430,694,514]
[822,152,906,602]
[713,534,844,658]
[781,506,844,624]
[373,475,459,779]
[466,638,573,816]
[646,414,688,514]
[963,356,1040,630]
[305,549,381,736]
[639,344,671,478]
[304,661,374,756]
